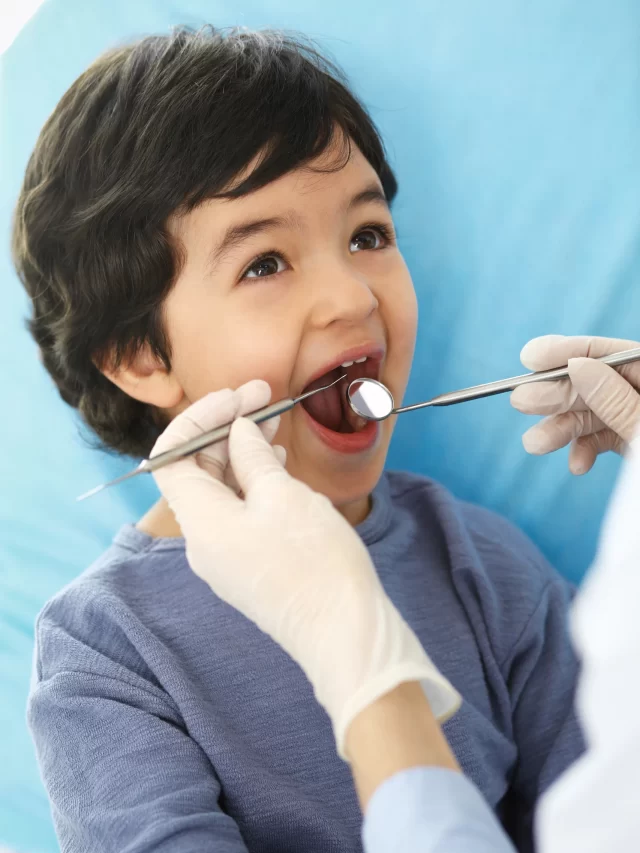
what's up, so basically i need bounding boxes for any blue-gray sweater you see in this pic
[28,471,584,853]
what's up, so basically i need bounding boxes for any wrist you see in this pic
[344,681,460,810]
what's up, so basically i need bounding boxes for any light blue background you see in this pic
[2,1,639,849]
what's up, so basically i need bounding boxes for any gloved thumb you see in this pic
[568,357,640,444]
[228,417,288,498]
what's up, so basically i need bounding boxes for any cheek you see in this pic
[396,286,419,348]
[381,268,418,383]
[165,290,300,404]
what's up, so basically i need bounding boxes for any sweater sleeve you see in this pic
[28,594,250,853]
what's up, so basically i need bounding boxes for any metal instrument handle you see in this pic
[143,399,294,473]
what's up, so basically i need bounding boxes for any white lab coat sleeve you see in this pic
[362,767,516,853]
[536,439,640,853]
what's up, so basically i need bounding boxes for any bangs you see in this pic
[90,28,397,222]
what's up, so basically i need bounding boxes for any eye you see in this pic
[242,253,288,280]
[350,224,393,253]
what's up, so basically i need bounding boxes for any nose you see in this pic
[307,261,379,330]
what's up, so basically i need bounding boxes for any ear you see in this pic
[100,346,185,410]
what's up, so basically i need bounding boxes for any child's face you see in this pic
[163,145,417,523]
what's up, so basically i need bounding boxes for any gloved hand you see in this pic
[151,382,461,759]
[511,335,640,474]
[154,379,286,491]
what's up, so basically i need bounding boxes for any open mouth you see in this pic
[300,357,380,434]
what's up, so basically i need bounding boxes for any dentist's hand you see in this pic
[151,382,461,758]
[151,379,285,492]
[511,335,640,474]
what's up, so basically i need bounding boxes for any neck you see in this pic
[338,494,372,527]
[137,490,372,539]
[136,498,183,538]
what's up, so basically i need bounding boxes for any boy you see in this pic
[13,26,583,853]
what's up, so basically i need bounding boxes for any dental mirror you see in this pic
[348,345,640,422]
[348,379,396,421]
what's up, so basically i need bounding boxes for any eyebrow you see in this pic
[208,212,303,272]
[347,183,389,211]
[207,182,389,272]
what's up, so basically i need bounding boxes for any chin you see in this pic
[290,449,387,517]
[330,466,383,507]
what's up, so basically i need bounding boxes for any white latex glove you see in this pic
[151,383,461,759]
[155,379,286,491]
[510,335,640,474]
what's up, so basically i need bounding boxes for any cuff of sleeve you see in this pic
[334,664,462,760]
[363,767,516,853]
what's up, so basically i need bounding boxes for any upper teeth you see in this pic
[341,357,367,367]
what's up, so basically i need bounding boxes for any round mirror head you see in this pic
[347,378,395,421]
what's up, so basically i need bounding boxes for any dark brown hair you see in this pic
[12,26,397,458]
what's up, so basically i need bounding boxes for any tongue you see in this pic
[303,378,343,430]
[302,371,370,432]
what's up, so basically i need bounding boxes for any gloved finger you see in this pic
[568,357,640,445]
[152,393,247,513]
[224,442,287,496]
[197,413,280,481]
[223,444,288,497]
[510,378,583,416]
[194,380,275,481]
[568,437,598,476]
[151,383,271,514]
[151,388,238,459]
[514,335,640,415]
[234,380,280,445]
[273,445,287,468]
[520,335,639,372]
[228,417,289,499]
[569,429,624,476]
[522,409,606,455]
[154,452,243,521]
